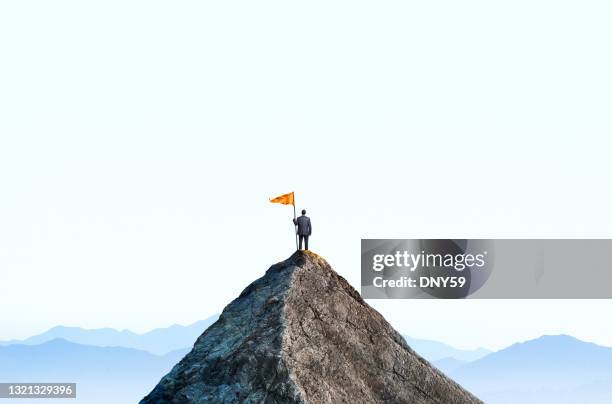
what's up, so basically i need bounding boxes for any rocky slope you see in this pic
[141,251,481,403]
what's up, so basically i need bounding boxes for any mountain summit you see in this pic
[141,251,481,403]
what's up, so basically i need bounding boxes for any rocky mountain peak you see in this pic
[141,251,481,403]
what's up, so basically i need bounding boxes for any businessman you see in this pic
[293,209,312,250]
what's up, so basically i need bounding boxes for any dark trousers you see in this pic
[299,235,309,250]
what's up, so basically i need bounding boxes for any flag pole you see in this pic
[293,193,298,250]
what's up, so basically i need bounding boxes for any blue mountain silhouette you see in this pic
[0,315,218,355]
[2,317,486,363]
[450,334,612,404]
[0,339,188,404]
[3,322,610,403]
[432,357,468,374]
[403,335,490,362]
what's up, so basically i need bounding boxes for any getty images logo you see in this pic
[371,250,488,272]
[361,239,495,299]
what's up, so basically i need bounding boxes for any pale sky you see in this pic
[1,0,611,351]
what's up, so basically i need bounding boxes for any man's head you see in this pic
[302,209,306,215]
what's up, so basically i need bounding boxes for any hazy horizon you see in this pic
[3,297,612,352]
[5,311,612,353]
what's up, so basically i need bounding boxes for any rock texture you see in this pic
[141,251,482,404]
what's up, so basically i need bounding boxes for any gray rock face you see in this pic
[141,251,482,404]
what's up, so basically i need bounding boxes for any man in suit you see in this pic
[293,209,312,250]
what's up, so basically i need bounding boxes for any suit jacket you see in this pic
[293,215,312,236]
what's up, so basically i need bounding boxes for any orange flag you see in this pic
[269,191,294,206]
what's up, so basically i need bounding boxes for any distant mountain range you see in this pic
[403,335,491,362]
[1,317,484,363]
[432,357,468,374]
[0,315,218,355]
[450,335,612,404]
[3,319,612,403]
[0,339,188,404]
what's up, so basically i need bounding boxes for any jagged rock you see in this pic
[141,251,481,403]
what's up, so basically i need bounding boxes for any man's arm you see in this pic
[308,219,312,235]
[293,218,297,225]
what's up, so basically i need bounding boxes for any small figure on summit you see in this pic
[293,209,312,250]
[269,192,312,251]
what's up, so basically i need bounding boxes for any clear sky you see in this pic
[1,0,611,351]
